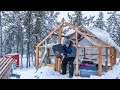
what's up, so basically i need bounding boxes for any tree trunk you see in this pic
[0,11,2,57]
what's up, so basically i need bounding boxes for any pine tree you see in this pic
[68,11,87,26]
[107,11,120,46]
[93,12,106,30]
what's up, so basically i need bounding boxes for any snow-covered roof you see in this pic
[64,26,120,52]
[5,53,19,56]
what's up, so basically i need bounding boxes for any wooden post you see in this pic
[105,47,108,71]
[36,46,39,68]
[113,47,116,65]
[110,47,113,70]
[98,47,102,76]
[84,48,85,58]
[54,28,62,72]
[75,31,79,76]
[114,48,116,64]
[57,58,61,72]
[55,57,58,71]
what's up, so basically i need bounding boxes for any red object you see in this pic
[80,63,89,66]
[3,53,19,67]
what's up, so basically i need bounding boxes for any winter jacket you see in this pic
[63,44,76,58]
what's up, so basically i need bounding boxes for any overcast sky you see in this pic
[56,11,112,22]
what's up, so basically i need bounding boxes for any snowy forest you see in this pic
[0,11,120,68]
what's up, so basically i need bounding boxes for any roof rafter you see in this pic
[64,22,100,46]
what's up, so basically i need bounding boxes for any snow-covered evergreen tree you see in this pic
[93,12,106,30]
[106,11,120,46]
[68,11,87,26]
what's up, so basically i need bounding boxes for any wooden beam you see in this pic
[36,46,39,68]
[69,25,100,46]
[57,28,62,72]
[78,46,109,48]
[94,37,111,46]
[74,28,100,46]
[98,47,102,76]
[110,47,113,70]
[67,32,76,38]
[52,33,68,38]
[85,33,96,37]
[58,28,62,44]
[64,22,96,37]
[64,21,111,47]
[71,37,84,42]
[64,22,85,32]
[37,22,63,46]
[80,54,106,56]
[75,31,79,76]
[79,26,111,46]
[105,47,108,71]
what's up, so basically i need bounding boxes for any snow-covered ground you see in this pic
[10,56,120,79]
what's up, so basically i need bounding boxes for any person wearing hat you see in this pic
[61,39,76,78]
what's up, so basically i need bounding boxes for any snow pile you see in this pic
[11,58,120,79]
[13,67,37,79]
[35,66,62,79]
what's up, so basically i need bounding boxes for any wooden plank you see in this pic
[0,58,12,70]
[110,47,113,70]
[58,28,62,44]
[112,47,116,65]
[0,58,7,67]
[64,22,97,37]
[57,28,62,72]
[67,32,76,39]
[75,31,79,76]
[98,47,102,76]
[0,59,13,79]
[52,33,68,38]
[36,46,39,68]
[80,54,106,56]
[74,28,100,46]
[64,21,111,47]
[105,47,108,71]
[94,37,111,46]
[64,22,85,32]
[0,58,13,75]
[70,37,84,42]
[0,58,4,63]
[37,23,63,46]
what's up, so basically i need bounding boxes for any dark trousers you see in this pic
[61,57,75,76]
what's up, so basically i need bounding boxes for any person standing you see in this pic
[61,40,76,78]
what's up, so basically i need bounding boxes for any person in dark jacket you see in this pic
[61,39,76,78]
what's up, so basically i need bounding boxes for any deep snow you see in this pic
[10,57,120,79]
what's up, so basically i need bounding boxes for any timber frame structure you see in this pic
[36,20,116,76]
